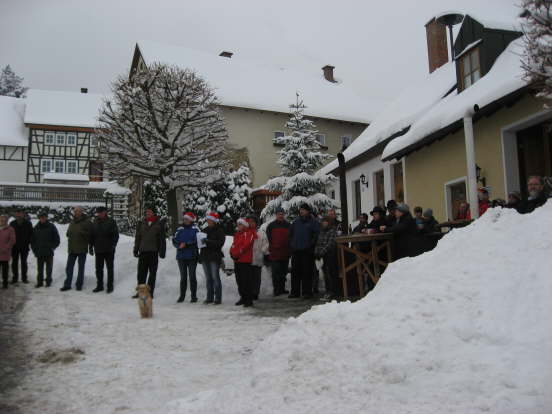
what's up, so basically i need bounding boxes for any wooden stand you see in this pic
[335,233,393,300]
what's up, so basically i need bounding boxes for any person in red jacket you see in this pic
[230,218,257,307]
[266,207,291,296]
[478,188,491,217]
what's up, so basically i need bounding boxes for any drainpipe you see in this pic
[463,104,480,220]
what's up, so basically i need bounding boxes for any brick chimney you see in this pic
[80,88,88,94]
[425,18,448,73]
[219,51,233,58]
[322,65,336,83]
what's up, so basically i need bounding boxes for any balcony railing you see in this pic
[0,182,107,204]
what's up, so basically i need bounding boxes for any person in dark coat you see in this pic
[199,212,225,304]
[505,191,522,211]
[289,203,320,299]
[172,212,199,303]
[327,209,343,235]
[89,206,119,293]
[352,213,369,234]
[420,209,439,234]
[385,200,398,226]
[31,212,60,288]
[380,203,423,260]
[61,207,92,292]
[266,207,291,296]
[132,207,166,298]
[368,206,387,232]
[518,176,549,214]
[10,208,33,284]
[314,216,338,300]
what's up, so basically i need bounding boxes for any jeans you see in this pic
[11,247,29,282]
[290,249,315,297]
[202,260,221,302]
[137,252,159,296]
[177,259,198,299]
[64,252,87,289]
[234,262,254,304]
[37,256,53,284]
[95,252,115,289]
[270,259,289,294]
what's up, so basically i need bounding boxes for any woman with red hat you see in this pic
[199,212,225,304]
[172,212,199,303]
[230,218,257,307]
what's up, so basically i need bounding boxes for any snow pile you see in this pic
[0,95,28,146]
[168,204,552,413]
[383,38,526,159]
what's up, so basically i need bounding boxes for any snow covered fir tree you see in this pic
[143,180,168,218]
[0,64,27,97]
[97,63,229,229]
[261,93,336,220]
[183,164,253,234]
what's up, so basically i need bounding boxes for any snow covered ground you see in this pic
[4,205,552,413]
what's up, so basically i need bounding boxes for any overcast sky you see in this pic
[0,0,519,109]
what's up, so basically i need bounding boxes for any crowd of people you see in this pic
[0,176,549,307]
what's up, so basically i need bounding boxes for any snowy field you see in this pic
[4,204,552,414]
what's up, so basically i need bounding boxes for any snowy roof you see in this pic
[0,95,28,146]
[136,41,376,124]
[382,38,527,160]
[320,61,457,174]
[43,172,90,181]
[468,13,522,32]
[24,89,104,128]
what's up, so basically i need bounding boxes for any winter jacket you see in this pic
[352,221,370,234]
[385,213,397,227]
[90,216,119,254]
[478,200,490,217]
[0,226,16,262]
[172,223,199,261]
[420,216,439,234]
[518,191,549,214]
[31,221,60,257]
[251,229,269,267]
[66,215,92,254]
[266,219,291,261]
[456,209,471,220]
[199,224,225,263]
[230,229,256,264]
[290,215,320,252]
[10,218,33,250]
[134,217,167,258]
[386,213,424,260]
[314,226,337,259]
[368,217,387,233]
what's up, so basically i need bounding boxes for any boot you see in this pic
[106,286,113,294]
[177,296,185,303]
[190,297,198,303]
[92,286,104,293]
[35,281,43,288]
[45,280,52,287]
[10,278,18,284]
[2,281,8,289]
[22,278,29,284]
[60,286,71,292]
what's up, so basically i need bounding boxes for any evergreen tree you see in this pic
[0,65,28,98]
[520,1,552,102]
[261,94,336,220]
[143,180,168,218]
[183,165,253,234]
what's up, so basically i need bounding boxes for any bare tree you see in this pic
[97,63,229,227]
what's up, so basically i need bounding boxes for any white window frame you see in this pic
[55,133,65,146]
[444,176,467,221]
[54,159,65,173]
[66,133,77,146]
[41,159,53,174]
[66,160,78,174]
[273,131,285,139]
[315,133,326,146]
[45,132,55,145]
[341,135,352,148]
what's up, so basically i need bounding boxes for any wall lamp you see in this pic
[359,173,369,188]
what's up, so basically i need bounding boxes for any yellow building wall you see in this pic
[404,94,544,222]
[221,106,366,187]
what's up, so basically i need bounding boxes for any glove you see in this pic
[133,250,139,258]
[89,246,94,256]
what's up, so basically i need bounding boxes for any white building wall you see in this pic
[0,159,27,182]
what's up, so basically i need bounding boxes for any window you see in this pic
[393,162,404,203]
[45,132,55,145]
[66,160,78,174]
[274,131,284,140]
[54,160,65,173]
[41,159,53,173]
[67,133,77,146]
[331,190,336,200]
[90,135,97,147]
[353,179,362,218]
[56,133,65,145]
[374,169,385,209]
[341,135,352,149]
[315,134,326,146]
[459,47,481,90]
[445,178,467,221]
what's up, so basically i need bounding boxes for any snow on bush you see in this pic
[168,203,552,413]
[0,64,27,98]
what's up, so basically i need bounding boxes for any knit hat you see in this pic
[423,208,433,218]
[386,200,398,211]
[396,203,410,214]
[237,217,249,227]
[182,212,196,222]
[299,203,312,212]
[205,212,220,223]
[275,207,285,214]
[370,206,386,216]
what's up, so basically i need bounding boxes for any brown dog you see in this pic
[136,284,153,318]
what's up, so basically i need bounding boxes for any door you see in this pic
[374,169,385,209]
[393,162,404,203]
[447,180,467,221]
[517,123,552,197]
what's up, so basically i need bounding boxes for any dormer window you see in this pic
[459,47,481,90]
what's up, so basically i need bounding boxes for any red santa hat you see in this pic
[237,217,249,227]
[182,212,196,222]
[205,212,220,223]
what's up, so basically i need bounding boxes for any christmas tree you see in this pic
[261,94,336,220]
[0,65,28,98]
